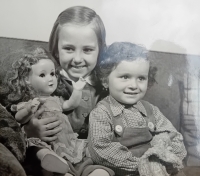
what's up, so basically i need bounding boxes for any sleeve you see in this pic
[152,104,187,160]
[88,105,140,174]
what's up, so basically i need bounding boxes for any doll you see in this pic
[9,47,87,174]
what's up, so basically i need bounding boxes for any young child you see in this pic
[9,47,87,174]
[88,42,187,176]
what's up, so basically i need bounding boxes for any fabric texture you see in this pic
[88,96,187,175]
[15,96,86,164]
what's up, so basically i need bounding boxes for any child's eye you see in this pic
[39,73,45,78]
[138,77,146,81]
[50,72,55,76]
[121,75,129,79]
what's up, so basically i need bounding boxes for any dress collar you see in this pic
[108,95,147,117]
[60,69,94,86]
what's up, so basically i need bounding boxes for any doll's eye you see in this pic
[50,72,55,76]
[39,73,45,77]
[138,76,146,81]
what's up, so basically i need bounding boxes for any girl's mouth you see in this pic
[71,65,86,69]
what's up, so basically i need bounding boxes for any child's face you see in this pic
[58,24,99,82]
[107,59,149,105]
[27,59,57,96]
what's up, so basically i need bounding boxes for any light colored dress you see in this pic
[15,96,86,164]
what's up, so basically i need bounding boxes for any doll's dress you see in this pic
[16,96,86,164]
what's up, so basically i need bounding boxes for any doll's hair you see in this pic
[98,42,157,88]
[49,6,106,67]
[6,47,56,103]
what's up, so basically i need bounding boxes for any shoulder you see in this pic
[90,97,112,121]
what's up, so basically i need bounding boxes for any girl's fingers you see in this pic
[39,116,61,126]
[42,127,62,142]
[44,120,62,131]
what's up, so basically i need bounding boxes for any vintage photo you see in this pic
[0,0,200,175]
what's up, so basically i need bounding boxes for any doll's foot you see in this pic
[37,149,69,174]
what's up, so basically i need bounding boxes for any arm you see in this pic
[62,77,86,111]
[88,105,140,174]
[15,99,40,124]
[152,104,187,160]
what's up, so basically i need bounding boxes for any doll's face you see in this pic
[105,59,149,105]
[27,59,57,97]
[58,24,99,82]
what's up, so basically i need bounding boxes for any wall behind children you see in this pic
[0,0,199,56]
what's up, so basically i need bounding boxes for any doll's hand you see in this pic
[26,98,41,114]
[73,77,86,91]
[24,104,62,142]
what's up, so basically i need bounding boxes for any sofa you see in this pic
[0,37,200,176]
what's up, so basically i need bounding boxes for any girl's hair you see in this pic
[98,42,157,87]
[7,47,55,103]
[49,6,106,67]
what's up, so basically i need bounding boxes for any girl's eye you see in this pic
[50,72,55,76]
[39,73,45,78]
[64,47,74,53]
[83,48,93,53]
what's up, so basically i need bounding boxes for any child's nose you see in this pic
[129,79,137,89]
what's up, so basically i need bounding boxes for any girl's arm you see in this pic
[62,77,86,111]
[88,105,140,175]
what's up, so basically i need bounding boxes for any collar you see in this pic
[60,69,94,86]
[108,95,147,117]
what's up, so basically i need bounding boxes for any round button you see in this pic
[138,121,143,126]
[83,96,89,101]
[115,125,123,133]
[148,122,155,131]
[82,113,88,118]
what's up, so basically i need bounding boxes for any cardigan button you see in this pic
[138,121,143,126]
[83,96,89,101]
[82,113,88,118]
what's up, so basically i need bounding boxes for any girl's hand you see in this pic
[73,77,86,91]
[24,106,62,142]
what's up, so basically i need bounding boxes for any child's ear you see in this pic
[102,78,108,89]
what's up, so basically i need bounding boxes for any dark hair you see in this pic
[49,6,106,67]
[98,42,157,88]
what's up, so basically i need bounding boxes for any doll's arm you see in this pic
[62,77,86,111]
[14,99,40,124]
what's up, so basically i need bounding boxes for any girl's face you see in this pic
[58,24,99,82]
[27,59,57,97]
[106,59,149,105]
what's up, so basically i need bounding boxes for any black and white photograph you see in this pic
[0,0,200,176]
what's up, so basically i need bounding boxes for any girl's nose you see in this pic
[73,51,83,63]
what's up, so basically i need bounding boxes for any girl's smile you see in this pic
[58,24,99,81]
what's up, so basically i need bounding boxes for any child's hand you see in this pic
[73,77,86,91]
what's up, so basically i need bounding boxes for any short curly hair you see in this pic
[98,42,157,88]
[6,47,57,103]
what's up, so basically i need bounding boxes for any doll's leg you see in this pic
[37,148,69,174]
[88,169,109,176]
